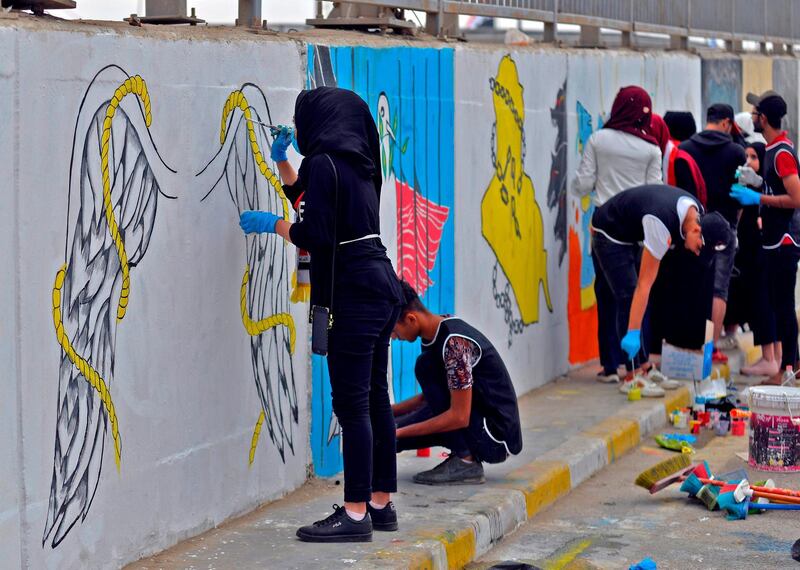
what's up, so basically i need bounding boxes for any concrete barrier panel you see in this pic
[773,58,799,143]
[11,27,309,568]
[455,47,570,395]
[0,26,23,570]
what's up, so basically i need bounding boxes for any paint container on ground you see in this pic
[747,386,800,472]
[731,419,746,436]
[628,386,642,401]
[716,419,730,436]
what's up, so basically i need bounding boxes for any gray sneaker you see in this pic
[412,455,485,485]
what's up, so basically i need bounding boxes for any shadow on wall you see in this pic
[307,45,455,477]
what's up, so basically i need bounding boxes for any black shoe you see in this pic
[413,455,485,486]
[296,504,373,543]
[367,501,398,531]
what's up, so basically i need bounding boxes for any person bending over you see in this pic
[391,281,522,485]
[591,184,732,396]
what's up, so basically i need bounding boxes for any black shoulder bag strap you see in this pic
[325,153,338,324]
[310,154,338,356]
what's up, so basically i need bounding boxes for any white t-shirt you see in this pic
[641,196,697,260]
[574,128,663,207]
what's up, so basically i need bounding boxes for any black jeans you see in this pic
[327,298,400,503]
[592,249,624,374]
[592,234,648,369]
[395,373,508,464]
[764,246,800,368]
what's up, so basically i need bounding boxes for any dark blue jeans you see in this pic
[327,298,400,502]
[592,233,648,370]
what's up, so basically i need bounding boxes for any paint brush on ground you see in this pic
[635,456,800,502]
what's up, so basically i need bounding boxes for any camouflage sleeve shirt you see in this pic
[443,336,482,391]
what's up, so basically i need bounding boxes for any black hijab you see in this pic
[294,87,382,199]
[663,111,697,142]
[747,142,767,177]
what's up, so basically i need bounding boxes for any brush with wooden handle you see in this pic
[635,455,800,502]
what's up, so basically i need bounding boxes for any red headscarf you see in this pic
[649,113,670,155]
[603,86,658,146]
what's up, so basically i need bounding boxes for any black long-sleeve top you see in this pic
[284,153,402,309]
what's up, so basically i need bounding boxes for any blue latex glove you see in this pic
[239,210,280,234]
[621,329,641,360]
[270,125,294,163]
[730,183,761,206]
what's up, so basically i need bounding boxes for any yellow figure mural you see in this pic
[482,55,552,326]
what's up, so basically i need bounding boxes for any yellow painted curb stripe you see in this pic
[664,386,691,418]
[503,460,571,519]
[414,526,476,570]
[582,417,640,463]
[542,537,594,570]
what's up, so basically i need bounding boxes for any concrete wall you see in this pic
[3,25,310,569]
[1,18,797,569]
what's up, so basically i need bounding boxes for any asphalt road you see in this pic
[471,429,800,570]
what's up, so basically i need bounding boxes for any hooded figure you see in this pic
[239,86,403,542]
[603,86,659,146]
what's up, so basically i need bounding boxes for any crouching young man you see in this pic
[391,281,523,485]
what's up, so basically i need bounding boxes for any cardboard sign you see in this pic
[660,320,713,380]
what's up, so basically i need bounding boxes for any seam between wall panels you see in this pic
[13,31,29,570]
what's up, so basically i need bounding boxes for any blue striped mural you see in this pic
[307,45,455,477]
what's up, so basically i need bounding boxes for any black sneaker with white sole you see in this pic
[412,455,485,485]
[296,504,373,543]
[367,501,398,531]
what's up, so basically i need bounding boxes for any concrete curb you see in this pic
[371,386,692,570]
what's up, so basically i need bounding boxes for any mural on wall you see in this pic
[567,101,600,364]
[45,65,176,548]
[483,54,552,348]
[774,59,798,144]
[547,81,568,266]
[701,58,742,118]
[197,83,298,466]
[307,45,455,476]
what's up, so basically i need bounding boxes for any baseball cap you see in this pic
[706,103,742,136]
[746,90,787,123]
[699,212,731,252]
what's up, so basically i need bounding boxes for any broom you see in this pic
[634,455,800,502]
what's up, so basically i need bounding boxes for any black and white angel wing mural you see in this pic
[197,84,298,465]
[44,65,175,548]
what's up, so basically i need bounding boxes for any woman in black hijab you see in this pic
[240,87,403,542]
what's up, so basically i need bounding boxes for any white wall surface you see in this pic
[455,47,570,396]
[7,26,309,569]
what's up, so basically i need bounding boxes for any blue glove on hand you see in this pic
[730,183,761,206]
[240,211,280,234]
[270,125,294,163]
[621,329,641,360]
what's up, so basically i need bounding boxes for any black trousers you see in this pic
[327,298,400,503]
[592,234,648,369]
[395,374,508,464]
[764,246,800,368]
[592,249,624,374]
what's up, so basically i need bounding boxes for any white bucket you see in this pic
[747,386,800,472]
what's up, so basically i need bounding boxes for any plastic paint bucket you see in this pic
[747,386,800,472]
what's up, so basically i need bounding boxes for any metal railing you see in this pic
[322,0,800,46]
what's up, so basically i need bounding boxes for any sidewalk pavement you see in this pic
[129,365,692,570]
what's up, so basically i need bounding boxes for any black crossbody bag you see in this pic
[310,154,339,356]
